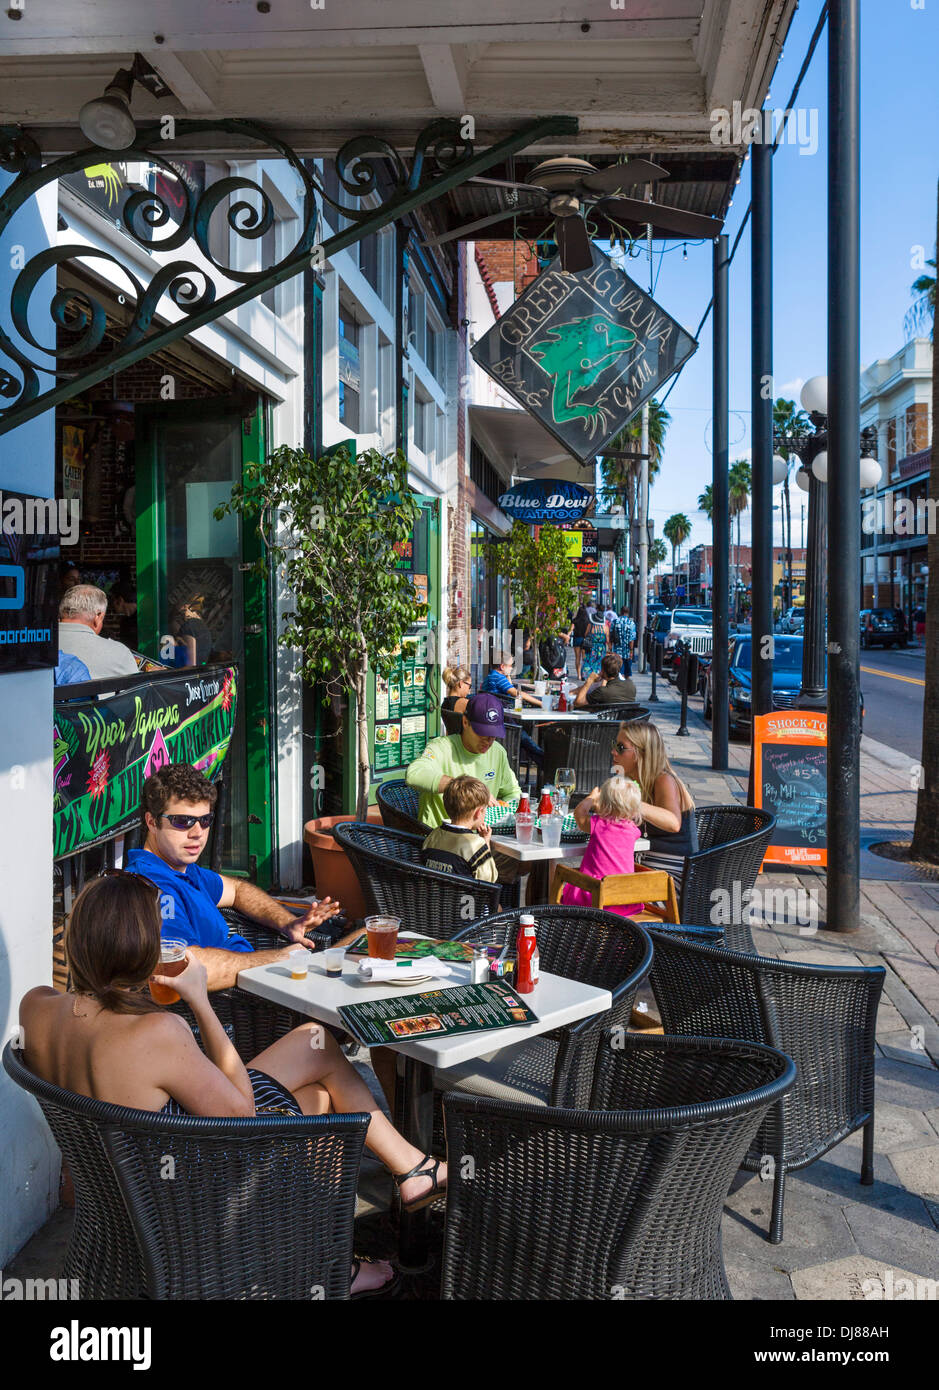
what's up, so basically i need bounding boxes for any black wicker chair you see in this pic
[590,702,651,722]
[445,906,654,1108]
[676,806,777,952]
[376,779,430,837]
[440,707,463,736]
[2,1040,368,1300]
[334,821,502,940]
[541,718,630,789]
[647,930,885,1243]
[439,1033,796,1299]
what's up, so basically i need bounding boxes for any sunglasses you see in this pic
[99,867,160,895]
[160,813,214,830]
[612,740,632,755]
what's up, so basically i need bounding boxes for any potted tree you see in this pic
[488,522,581,687]
[217,443,426,911]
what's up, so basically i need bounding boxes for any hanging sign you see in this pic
[53,664,238,858]
[753,711,827,867]
[498,479,593,523]
[471,245,697,463]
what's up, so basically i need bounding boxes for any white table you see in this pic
[490,832,650,905]
[510,707,596,723]
[237,942,611,1266]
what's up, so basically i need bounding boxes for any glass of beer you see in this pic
[149,938,188,1005]
[365,915,400,960]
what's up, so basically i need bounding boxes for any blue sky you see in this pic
[624,0,938,558]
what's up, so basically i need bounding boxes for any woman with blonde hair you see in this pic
[610,720,698,880]
[441,664,472,714]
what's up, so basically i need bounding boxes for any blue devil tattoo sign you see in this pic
[471,245,697,463]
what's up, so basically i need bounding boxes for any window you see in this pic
[413,391,430,455]
[408,284,425,360]
[260,213,277,312]
[338,302,360,433]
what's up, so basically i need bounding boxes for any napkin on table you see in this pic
[357,957,454,981]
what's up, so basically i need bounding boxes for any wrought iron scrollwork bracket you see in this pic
[0,115,577,436]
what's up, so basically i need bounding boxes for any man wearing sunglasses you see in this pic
[125,764,342,990]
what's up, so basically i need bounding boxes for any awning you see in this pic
[468,404,594,486]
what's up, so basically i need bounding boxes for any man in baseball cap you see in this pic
[463,692,506,739]
[405,692,519,830]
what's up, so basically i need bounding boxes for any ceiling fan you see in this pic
[421,156,724,271]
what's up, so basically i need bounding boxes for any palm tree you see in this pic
[698,484,713,522]
[649,537,668,571]
[912,186,938,862]
[905,251,936,341]
[729,459,751,619]
[663,513,691,597]
[599,397,671,542]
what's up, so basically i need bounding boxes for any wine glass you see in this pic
[554,767,576,815]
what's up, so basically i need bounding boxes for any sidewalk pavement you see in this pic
[628,666,939,1298]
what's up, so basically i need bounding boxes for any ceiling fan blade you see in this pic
[601,196,724,239]
[468,175,549,195]
[579,159,670,194]
[556,216,594,273]
[420,202,544,247]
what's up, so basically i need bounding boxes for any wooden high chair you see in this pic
[549,860,681,925]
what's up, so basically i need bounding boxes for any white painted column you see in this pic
[0,174,59,1263]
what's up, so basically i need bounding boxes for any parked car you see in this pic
[703,634,863,739]
[662,608,713,674]
[859,608,907,649]
[778,607,805,634]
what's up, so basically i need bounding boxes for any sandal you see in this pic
[350,1256,400,1301]
[394,1154,446,1213]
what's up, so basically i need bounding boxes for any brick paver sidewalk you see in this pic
[629,667,939,1298]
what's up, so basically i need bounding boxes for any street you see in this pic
[859,643,926,761]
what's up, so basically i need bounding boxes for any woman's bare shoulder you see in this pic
[20,986,61,1018]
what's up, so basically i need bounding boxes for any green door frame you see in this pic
[135,393,274,883]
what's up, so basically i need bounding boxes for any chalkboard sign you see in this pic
[753,712,827,866]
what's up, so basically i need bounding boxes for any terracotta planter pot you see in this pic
[304,808,382,921]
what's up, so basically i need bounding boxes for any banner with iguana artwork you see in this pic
[53,664,237,859]
[471,245,697,463]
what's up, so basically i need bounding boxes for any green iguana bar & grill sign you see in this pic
[471,246,697,462]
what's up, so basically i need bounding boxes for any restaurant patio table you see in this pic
[510,707,598,722]
[489,831,650,906]
[237,943,612,1271]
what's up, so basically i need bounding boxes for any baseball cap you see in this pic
[464,692,506,739]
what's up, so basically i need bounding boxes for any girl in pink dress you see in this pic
[561,776,645,917]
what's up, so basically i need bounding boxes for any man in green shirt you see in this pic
[406,693,521,829]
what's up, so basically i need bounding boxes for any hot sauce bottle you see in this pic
[516,914,540,994]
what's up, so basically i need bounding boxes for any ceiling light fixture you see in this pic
[78,55,171,151]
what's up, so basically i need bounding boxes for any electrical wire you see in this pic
[657,0,830,411]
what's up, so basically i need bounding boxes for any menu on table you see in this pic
[337,980,539,1047]
[344,933,476,963]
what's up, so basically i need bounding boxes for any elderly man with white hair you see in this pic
[58,584,139,680]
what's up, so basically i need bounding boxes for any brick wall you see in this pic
[906,402,930,454]
[474,239,540,301]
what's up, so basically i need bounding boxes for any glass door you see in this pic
[135,396,273,881]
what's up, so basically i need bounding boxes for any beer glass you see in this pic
[365,915,400,960]
[149,938,188,1005]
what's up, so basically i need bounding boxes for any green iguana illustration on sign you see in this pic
[529,315,637,438]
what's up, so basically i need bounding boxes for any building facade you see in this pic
[860,338,933,616]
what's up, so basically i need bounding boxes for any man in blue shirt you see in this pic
[127,764,341,990]
[54,650,91,686]
[480,654,545,768]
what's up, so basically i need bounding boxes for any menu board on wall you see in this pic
[372,637,428,773]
